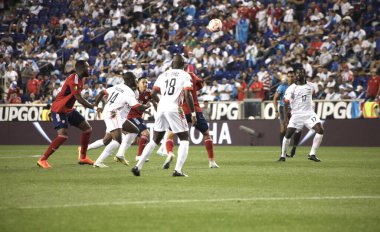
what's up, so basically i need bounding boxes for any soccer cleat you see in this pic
[162,153,174,169]
[114,156,129,166]
[290,147,297,157]
[37,159,51,169]
[173,170,188,177]
[278,157,286,162]
[308,155,321,162]
[78,156,95,165]
[93,163,109,168]
[131,166,140,176]
[285,154,291,158]
[209,160,219,168]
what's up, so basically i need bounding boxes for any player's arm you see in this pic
[184,89,197,126]
[75,93,95,109]
[93,90,107,109]
[273,90,280,119]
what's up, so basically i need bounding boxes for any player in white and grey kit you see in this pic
[278,64,324,162]
[132,54,197,177]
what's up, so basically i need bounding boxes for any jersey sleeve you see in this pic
[153,74,162,92]
[284,85,294,102]
[126,89,140,108]
[183,72,193,90]
[68,79,82,95]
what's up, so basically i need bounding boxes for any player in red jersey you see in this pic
[161,72,219,169]
[37,60,96,169]
[128,77,157,162]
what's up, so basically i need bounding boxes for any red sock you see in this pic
[80,129,92,159]
[166,139,174,153]
[137,135,148,156]
[40,135,68,161]
[204,139,214,160]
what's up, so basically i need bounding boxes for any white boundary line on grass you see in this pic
[1,195,380,210]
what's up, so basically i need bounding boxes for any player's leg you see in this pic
[87,133,111,151]
[308,120,324,162]
[173,131,190,177]
[279,127,296,161]
[132,111,167,176]
[114,119,139,165]
[69,110,94,165]
[156,131,169,156]
[132,130,166,176]
[279,106,287,149]
[162,130,175,169]
[94,128,123,168]
[37,112,68,168]
[136,129,149,161]
[193,112,219,168]
[290,130,302,157]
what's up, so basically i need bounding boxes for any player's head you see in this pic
[286,70,295,85]
[123,72,138,90]
[137,77,148,92]
[75,60,89,77]
[292,63,306,85]
[172,54,185,69]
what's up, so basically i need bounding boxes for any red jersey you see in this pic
[367,76,380,97]
[182,72,203,114]
[51,73,84,113]
[127,89,152,119]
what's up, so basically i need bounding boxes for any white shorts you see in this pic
[104,111,126,133]
[288,112,321,131]
[154,111,189,133]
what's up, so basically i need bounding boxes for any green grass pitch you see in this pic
[0,145,379,232]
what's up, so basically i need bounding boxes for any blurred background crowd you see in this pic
[0,0,379,105]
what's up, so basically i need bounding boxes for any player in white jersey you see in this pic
[92,72,150,167]
[278,64,324,162]
[132,54,197,177]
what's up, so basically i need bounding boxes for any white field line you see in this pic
[0,155,40,159]
[1,195,379,210]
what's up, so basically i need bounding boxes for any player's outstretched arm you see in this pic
[93,90,106,108]
[184,90,197,126]
[75,94,95,109]
[273,91,280,119]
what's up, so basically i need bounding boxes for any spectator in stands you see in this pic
[366,69,380,101]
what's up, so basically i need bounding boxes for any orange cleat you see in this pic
[78,156,95,165]
[37,159,52,169]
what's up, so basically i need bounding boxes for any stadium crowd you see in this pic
[0,0,379,105]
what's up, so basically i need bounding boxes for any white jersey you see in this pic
[103,84,139,118]
[284,83,315,114]
[154,69,192,112]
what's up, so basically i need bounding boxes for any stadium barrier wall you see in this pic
[0,119,378,146]
[0,100,364,122]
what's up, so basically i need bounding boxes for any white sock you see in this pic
[116,133,137,158]
[174,140,189,173]
[310,133,323,156]
[136,141,157,170]
[88,139,104,151]
[281,137,291,158]
[95,140,120,164]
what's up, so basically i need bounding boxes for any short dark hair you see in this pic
[75,60,87,70]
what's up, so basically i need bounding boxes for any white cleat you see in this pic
[93,163,109,168]
[209,161,219,168]
[162,152,175,169]
[114,156,129,166]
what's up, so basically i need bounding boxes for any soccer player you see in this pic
[278,64,324,162]
[273,71,302,157]
[131,54,197,177]
[161,71,219,169]
[86,76,156,165]
[94,72,150,168]
[37,60,96,169]
[129,77,158,162]
[91,72,150,168]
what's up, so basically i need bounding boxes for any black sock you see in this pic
[293,131,302,148]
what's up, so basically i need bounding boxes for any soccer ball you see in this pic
[207,19,222,32]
